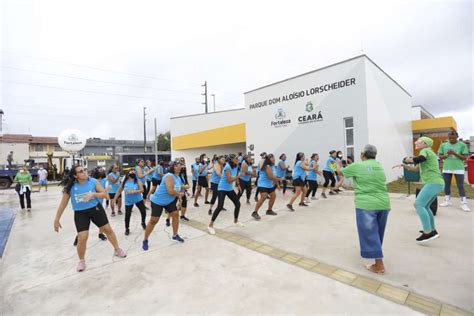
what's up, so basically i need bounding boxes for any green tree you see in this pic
[156,131,171,151]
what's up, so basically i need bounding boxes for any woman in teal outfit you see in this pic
[396,136,445,243]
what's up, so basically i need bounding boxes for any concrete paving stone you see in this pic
[330,269,358,284]
[295,257,319,270]
[267,248,287,258]
[233,237,253,246]
[245,241,263,250]
[440,304,473,316]
[377,284,410,305]
[255,244,275,255]
[351,276,382,294]
[311,263,338,276]
[280,253,302,263]
[406,293,442,315]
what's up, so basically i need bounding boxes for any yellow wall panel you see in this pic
[172,123,246,150]
[412,116,457,132]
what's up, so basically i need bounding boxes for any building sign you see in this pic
[298,101,323,125]
[249,77,356,110]
[271,108,291,128]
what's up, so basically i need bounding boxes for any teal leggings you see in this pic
[415,184,444,232]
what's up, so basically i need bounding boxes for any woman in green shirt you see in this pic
[14,166,33,211]
[342,144,390,275]
[398,137,444,243]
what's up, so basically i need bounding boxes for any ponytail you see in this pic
[59,165,80,194]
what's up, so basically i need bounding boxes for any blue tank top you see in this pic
[123,180,143,206]
[324,157,337,172]
[145,166,153,181]
[152,165,163,180]
[218,163,238,191]
[307,160,317,180]
[151,173,182,206]
[240,163,252,182]
[276,160,286,178]
[98,178,107,204]
[191,163,199,181]
[258,165,275,188]
[293,161,306,180]
[70,177,100,211]
[107,172,120,193]
[210,166,222,184]
[199,163,208,177]
[135,166,147,184]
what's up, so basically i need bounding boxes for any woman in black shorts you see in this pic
[143,161,185,251]
[287,152,315,211]
[54,165,126,272]
[252,154,285,220]
[193,154,210,207]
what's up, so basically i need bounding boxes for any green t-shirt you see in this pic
[14,172,32,186]
[342,160,391,211]
[438,141,468,171]
[419,148,444,185]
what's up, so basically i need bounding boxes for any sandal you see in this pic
[366,264,385,275]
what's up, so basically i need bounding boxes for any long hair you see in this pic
[59,165,82,194]
[227,154,237,168]
[121,172,137,189]
[279,153,286,160]
[261,153,275,170]
[310,153,318,160]
[91,167,105,179]
[199,153,207,164]
[294,152,304,165]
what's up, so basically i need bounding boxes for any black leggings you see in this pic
[210,183,219,205]
[306,180,318,197]
[18,187,32,209]
[192,180,197,195]
[143,181,150,200]
[254,176,259,199]
[211,190,241,222]
[125,200,147,229]
[238,179,252,200]
[323,171,336,188]
[280,180,287,194]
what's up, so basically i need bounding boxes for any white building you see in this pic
[171,55,414,181]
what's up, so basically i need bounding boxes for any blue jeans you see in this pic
[356,209,389,259]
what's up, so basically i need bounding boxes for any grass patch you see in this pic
[386,177,474,199]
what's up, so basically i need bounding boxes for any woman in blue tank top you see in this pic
[114,172,147,236]
[135,159,154,200]
[190,157,200,197]
[305,153,323,202]
[207,154,243,235]
[276,154,288,194]
[142,161,185,250]
[321,150,339,198]
[208,156,225,216]
[287,152,316,211]
[252,154,285,220]
[54,165,126,272]
[107,164,123,217]
[237,155,255,204]
[193,153,210,207]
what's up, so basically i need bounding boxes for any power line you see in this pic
[0,80,202,104]
[2,50,200,87]
[1,65,202,95]
[1,103,149,115]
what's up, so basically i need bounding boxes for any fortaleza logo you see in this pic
[298,102,323,124]
[271,108,291,128]
[64,134,83,145]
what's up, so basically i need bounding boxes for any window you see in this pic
[54,145,62,152]
[344,117,355,160]
[33,144,43,152]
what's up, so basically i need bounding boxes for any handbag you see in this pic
[14,183,21,192]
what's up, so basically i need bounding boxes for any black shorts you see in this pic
[293,179,305,187]
[210,182,219,191]
[181,194,187,208]
[108,192,120,199]
[198,176,208,188]
[151,200,178,217]
[74,203,109,233]
[258,186,276,194]
[152,178,162,186]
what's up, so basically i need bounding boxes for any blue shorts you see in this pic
[39,179,48,185]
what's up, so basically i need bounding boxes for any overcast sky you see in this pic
[1,0,472,140]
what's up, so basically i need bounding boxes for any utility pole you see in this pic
[143,107,147,153]
[211,94,216,112]
[154,118,158,164]
[202,81,208,113]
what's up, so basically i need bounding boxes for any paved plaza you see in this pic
[0,187,472,315]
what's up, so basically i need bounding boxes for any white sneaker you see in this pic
[338,188,345,192]
[460,203,471,212]
[207,226,215,235]
[234,221,245,227]
[311,196,318,200]
[439,201,452,207]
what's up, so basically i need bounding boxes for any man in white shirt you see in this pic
[38,167,48,192]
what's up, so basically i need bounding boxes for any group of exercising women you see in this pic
[53,133,460,273]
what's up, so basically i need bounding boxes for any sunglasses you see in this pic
[76,169,85,174]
